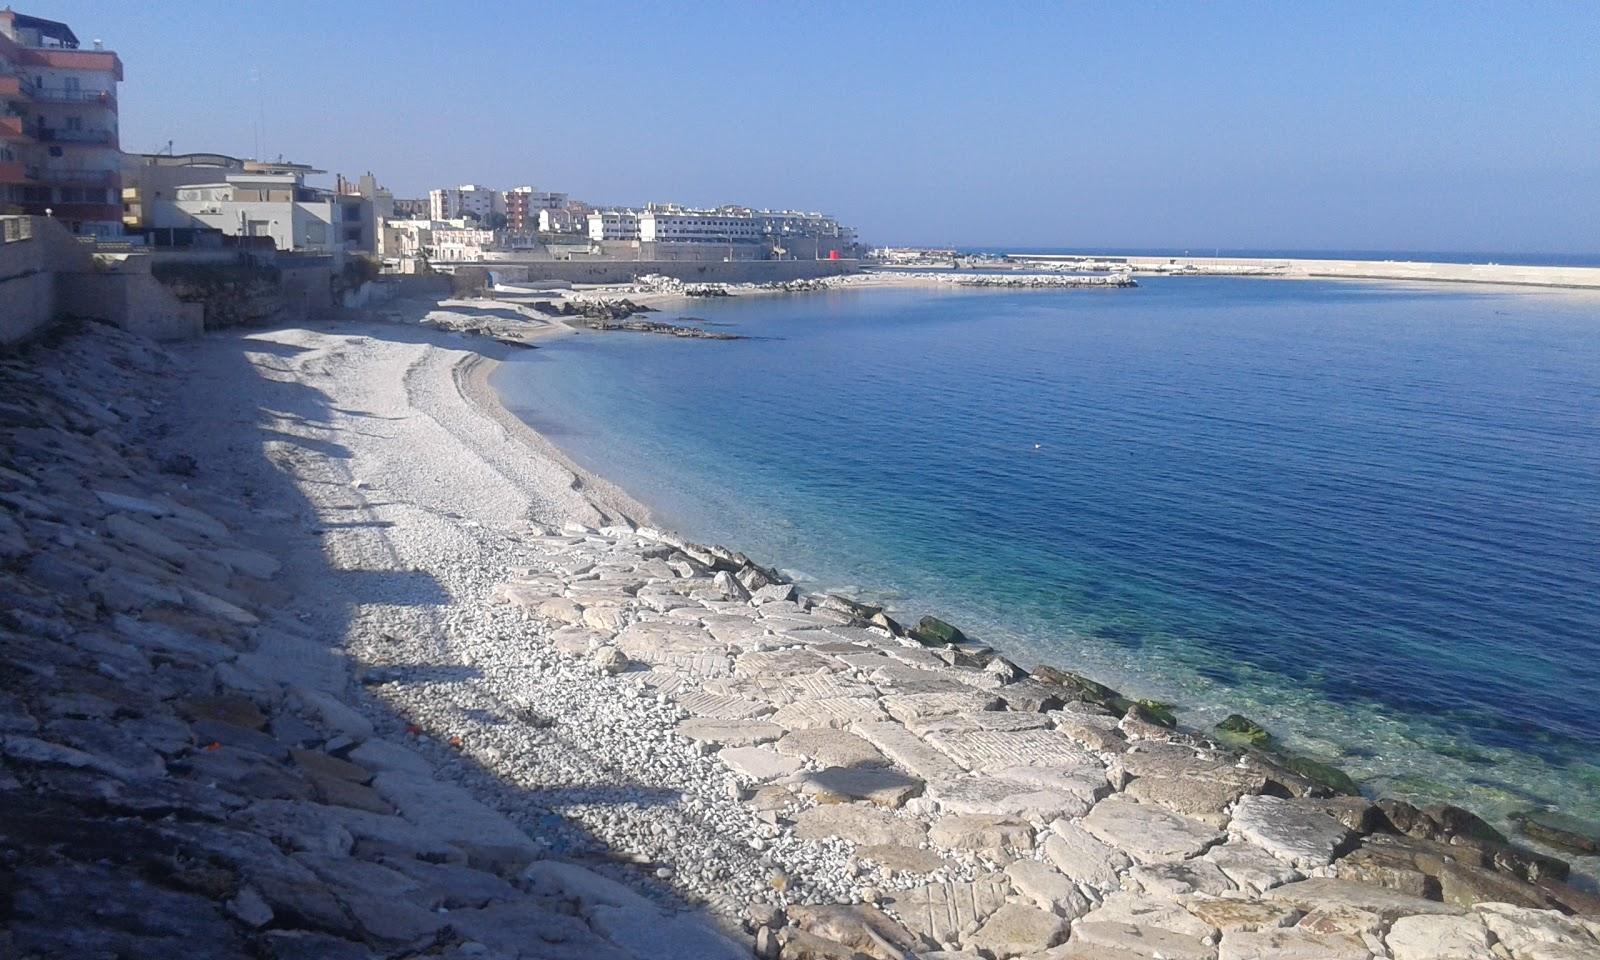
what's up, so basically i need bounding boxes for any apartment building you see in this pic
[428,184,502,223]
[638,204,765,244]
[503,186,565,233]
[0,10,124,236]
[429,226,500,262]
[586,208,641,241]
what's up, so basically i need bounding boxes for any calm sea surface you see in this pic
[492,276,1600,853]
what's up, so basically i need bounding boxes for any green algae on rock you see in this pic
[1215,714,1274,749]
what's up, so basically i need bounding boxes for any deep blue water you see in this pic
[493,277,1600,845]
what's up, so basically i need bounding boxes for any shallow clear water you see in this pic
[493,276,1600,851]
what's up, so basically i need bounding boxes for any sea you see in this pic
[492,274,1600,865]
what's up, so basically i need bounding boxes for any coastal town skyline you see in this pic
[38,0,1600,254]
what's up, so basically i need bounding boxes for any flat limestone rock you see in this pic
[1216,927,1369,960]
[748,672,878,703]
[991,764,1110,808]
[733,648,836,677]
[881,691,1002,723]
[1081,796,1224,864]
[795,765,923,808]
[1078,891,1216,938]
[967,901,1069,958]
[1200,841,1303,894]
[1043,819,1131,889]
[927,776,1091,821]
[929,814,1035,856]
[675,690,774,720]
[910,711,1054,734]
[775,728,888,768]
[886,873,1011,946]
[717,745,803,782]
[1266,879,1465,921]
[1475,902,1600,958]
[1129,859,1237,897]
[1070,921,1218,960]
[853,721,966,782]
[792,803,928,847]
[676,718,783,747]
[1229,794,1352,869]
[923,727,1096,773]
[855,844,952,875]
[1386,914,1494,960]
[770,697,886,730]
[1005,859,1092,919]
[1179,896,1302,933]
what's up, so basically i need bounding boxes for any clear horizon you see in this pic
[46,0,1600,253]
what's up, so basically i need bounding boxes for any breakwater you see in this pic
[1008,253,1600,289]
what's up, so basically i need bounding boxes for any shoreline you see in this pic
[447,301,1600,884]
[5,311,1596,957]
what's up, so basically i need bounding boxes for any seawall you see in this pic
[1013,253,1600,289]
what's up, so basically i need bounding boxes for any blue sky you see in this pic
[51,1,1600,251]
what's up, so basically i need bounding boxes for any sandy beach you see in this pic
[4,305,1598,958]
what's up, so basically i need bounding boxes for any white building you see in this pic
[538,205,589,234]
[428,184,502,223]
[376,217,434,261]
[159,172,373,252]
[429,225,500,262]
[638,204,764,244]
[586,209,640,241]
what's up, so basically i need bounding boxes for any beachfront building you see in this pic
[587,208,640,241]
[429,184,502,223]
[756,210,857,257]
[503,186,565,233]
[639,204,764,245]
[0,9,124,237]
[428,225,500,262]
[126,155,377,253]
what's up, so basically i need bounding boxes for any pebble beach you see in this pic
[2,299,1598,959]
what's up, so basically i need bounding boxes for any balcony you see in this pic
[31,86,116,108]
[0,160,28,183]
[0,116,29,139]
[36,127,115,145]
[44,168,115,186]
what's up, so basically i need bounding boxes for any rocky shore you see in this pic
[2,313,1598,960]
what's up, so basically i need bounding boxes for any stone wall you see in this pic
[57,254,206,342]
[0,216,91,346]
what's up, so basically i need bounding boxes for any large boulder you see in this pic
[908,616,968,647]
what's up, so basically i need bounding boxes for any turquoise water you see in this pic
[493,277,1600,853]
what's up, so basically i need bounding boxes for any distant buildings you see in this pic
[428,184,502,223]
[0,9,125,236]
